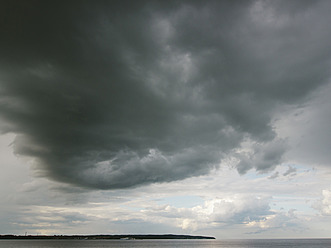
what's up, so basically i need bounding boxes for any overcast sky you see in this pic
[1,0,331,239]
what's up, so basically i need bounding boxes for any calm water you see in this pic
[0,239,331,248]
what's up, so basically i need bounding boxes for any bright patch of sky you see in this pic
[155,195,204,209]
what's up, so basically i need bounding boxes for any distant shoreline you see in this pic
[0,234,215,240]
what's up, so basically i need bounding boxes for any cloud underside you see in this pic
[1,0,331,189]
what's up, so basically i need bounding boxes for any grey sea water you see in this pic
[0,239,331,248]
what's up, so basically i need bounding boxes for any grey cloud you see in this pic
[283,165,297,177]
[235,139,288,174]
[268,172,280,180]
[276,83,331,167]
[1,0,331,189]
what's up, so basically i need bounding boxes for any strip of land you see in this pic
[0,234,215,240]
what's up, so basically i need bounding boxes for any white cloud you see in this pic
[313,188,331,216]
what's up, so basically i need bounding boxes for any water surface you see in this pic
[0,239,330,248]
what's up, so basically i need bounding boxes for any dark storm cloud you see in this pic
[1,0,331,189]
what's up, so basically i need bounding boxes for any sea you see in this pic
[0,239,331,248]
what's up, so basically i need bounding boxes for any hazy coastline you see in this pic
[0,234,215,240]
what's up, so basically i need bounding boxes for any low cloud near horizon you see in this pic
[1,0,331,190]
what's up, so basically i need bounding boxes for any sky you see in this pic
[1,0,331,239]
